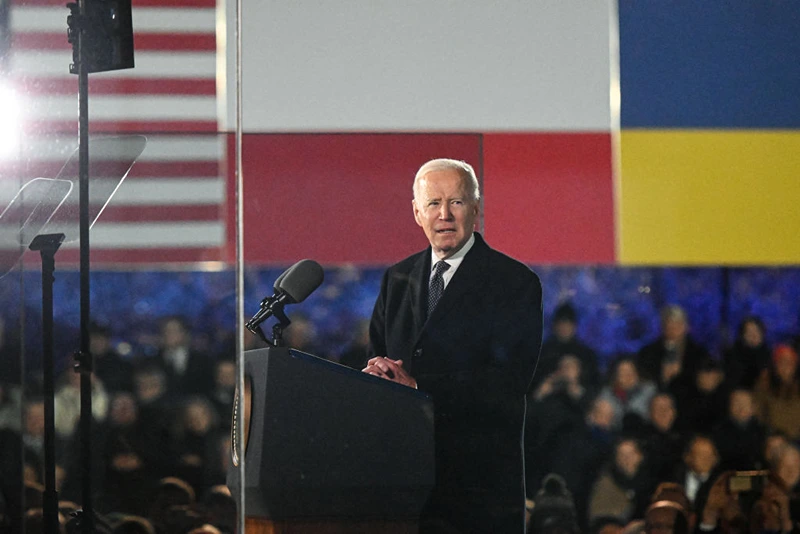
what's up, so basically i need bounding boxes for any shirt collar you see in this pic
[430,232,475,271]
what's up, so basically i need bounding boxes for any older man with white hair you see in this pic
[364,158,543,533]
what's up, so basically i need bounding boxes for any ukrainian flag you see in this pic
[617,2,800,265]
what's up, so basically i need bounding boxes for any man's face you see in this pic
[650,395,676,432]
[729,390,754,423]
[777,448,800,489]
[615,440,643,478]
[412,168,478,259]
[162,319,187,350]
[742,321,763,347]
[616,361,639,391]
[685,438,718,476]
[554,320,576,342]
[663,318,687,343]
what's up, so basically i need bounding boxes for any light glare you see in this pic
[0,84,22,160]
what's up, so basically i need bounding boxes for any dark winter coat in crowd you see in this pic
[670,379,729,436]
[93,348,135,394]
[637,336,711,390]
[525,386,592,492]
[724,340,771,391]
[143,348,215,397]
[536,336,601,389]
[640,422,684,482]
[712,417,767,471]
[544,420,614,530]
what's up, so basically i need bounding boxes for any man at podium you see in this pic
[364,158,543,533]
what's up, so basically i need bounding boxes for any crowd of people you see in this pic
[0,316,237,533]
[1,301,799,533]
[525,303,800,534]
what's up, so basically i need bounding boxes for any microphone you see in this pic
[276,259,324,304]
[247,259,324,334]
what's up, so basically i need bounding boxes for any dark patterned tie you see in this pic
[428,260,450,316]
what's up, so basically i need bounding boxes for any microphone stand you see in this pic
[246,295,291,347]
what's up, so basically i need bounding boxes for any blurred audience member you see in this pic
[54,368,109,440]
[90,321,135,394]
[529,473,580,534]
[723,316,771,391]
[528,357,604,526]
[754,344,800,439]
[643,500,689,534]
[132,364,173,446]
[171,397,223,496]
[763,431,791,468]
[712,389,767,471]
[590,516,625,534]
[772,443,800,496]
[0,382,22,432]
[641,393,683,481]
[649,482,693,530]
[99,392,162,516]
[339,319,371,370]
[769,443,800,533]
[24,507,67,534]
[209,359,235,431]
[597,357,656,430]
[143,316,213,397]
[22,398,46,467]
[112,515,156,534]
[696,471,747,534]
[589,438,653,525]
[638,305,711,390]
[147,477,198,534]
[537,302,600,389]
[671,435,720,514]
[671,359,728,436]
[201,485,236,534]
[0,317,22,390]
[282,313,319,355]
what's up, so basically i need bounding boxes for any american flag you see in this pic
[1,0,225,265]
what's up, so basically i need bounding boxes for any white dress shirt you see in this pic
[428,233,475,290]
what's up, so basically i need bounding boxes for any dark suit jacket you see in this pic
[369,233,543,533]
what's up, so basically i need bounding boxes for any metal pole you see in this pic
[235,0,246,530]
[77,0,94,531]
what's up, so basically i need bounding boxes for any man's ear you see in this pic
[412,199,423,227]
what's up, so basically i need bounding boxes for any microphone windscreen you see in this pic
[277,259,324,304]
[273,264,294,292]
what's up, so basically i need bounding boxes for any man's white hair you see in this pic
[660,305,687,326]
[413,158,481,202]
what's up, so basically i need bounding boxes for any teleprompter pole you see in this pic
[28,233,66,534]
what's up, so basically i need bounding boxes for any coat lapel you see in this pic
[409,249,430,339]
[424,233,490,328]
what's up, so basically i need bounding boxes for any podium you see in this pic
[227,347,435,533]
